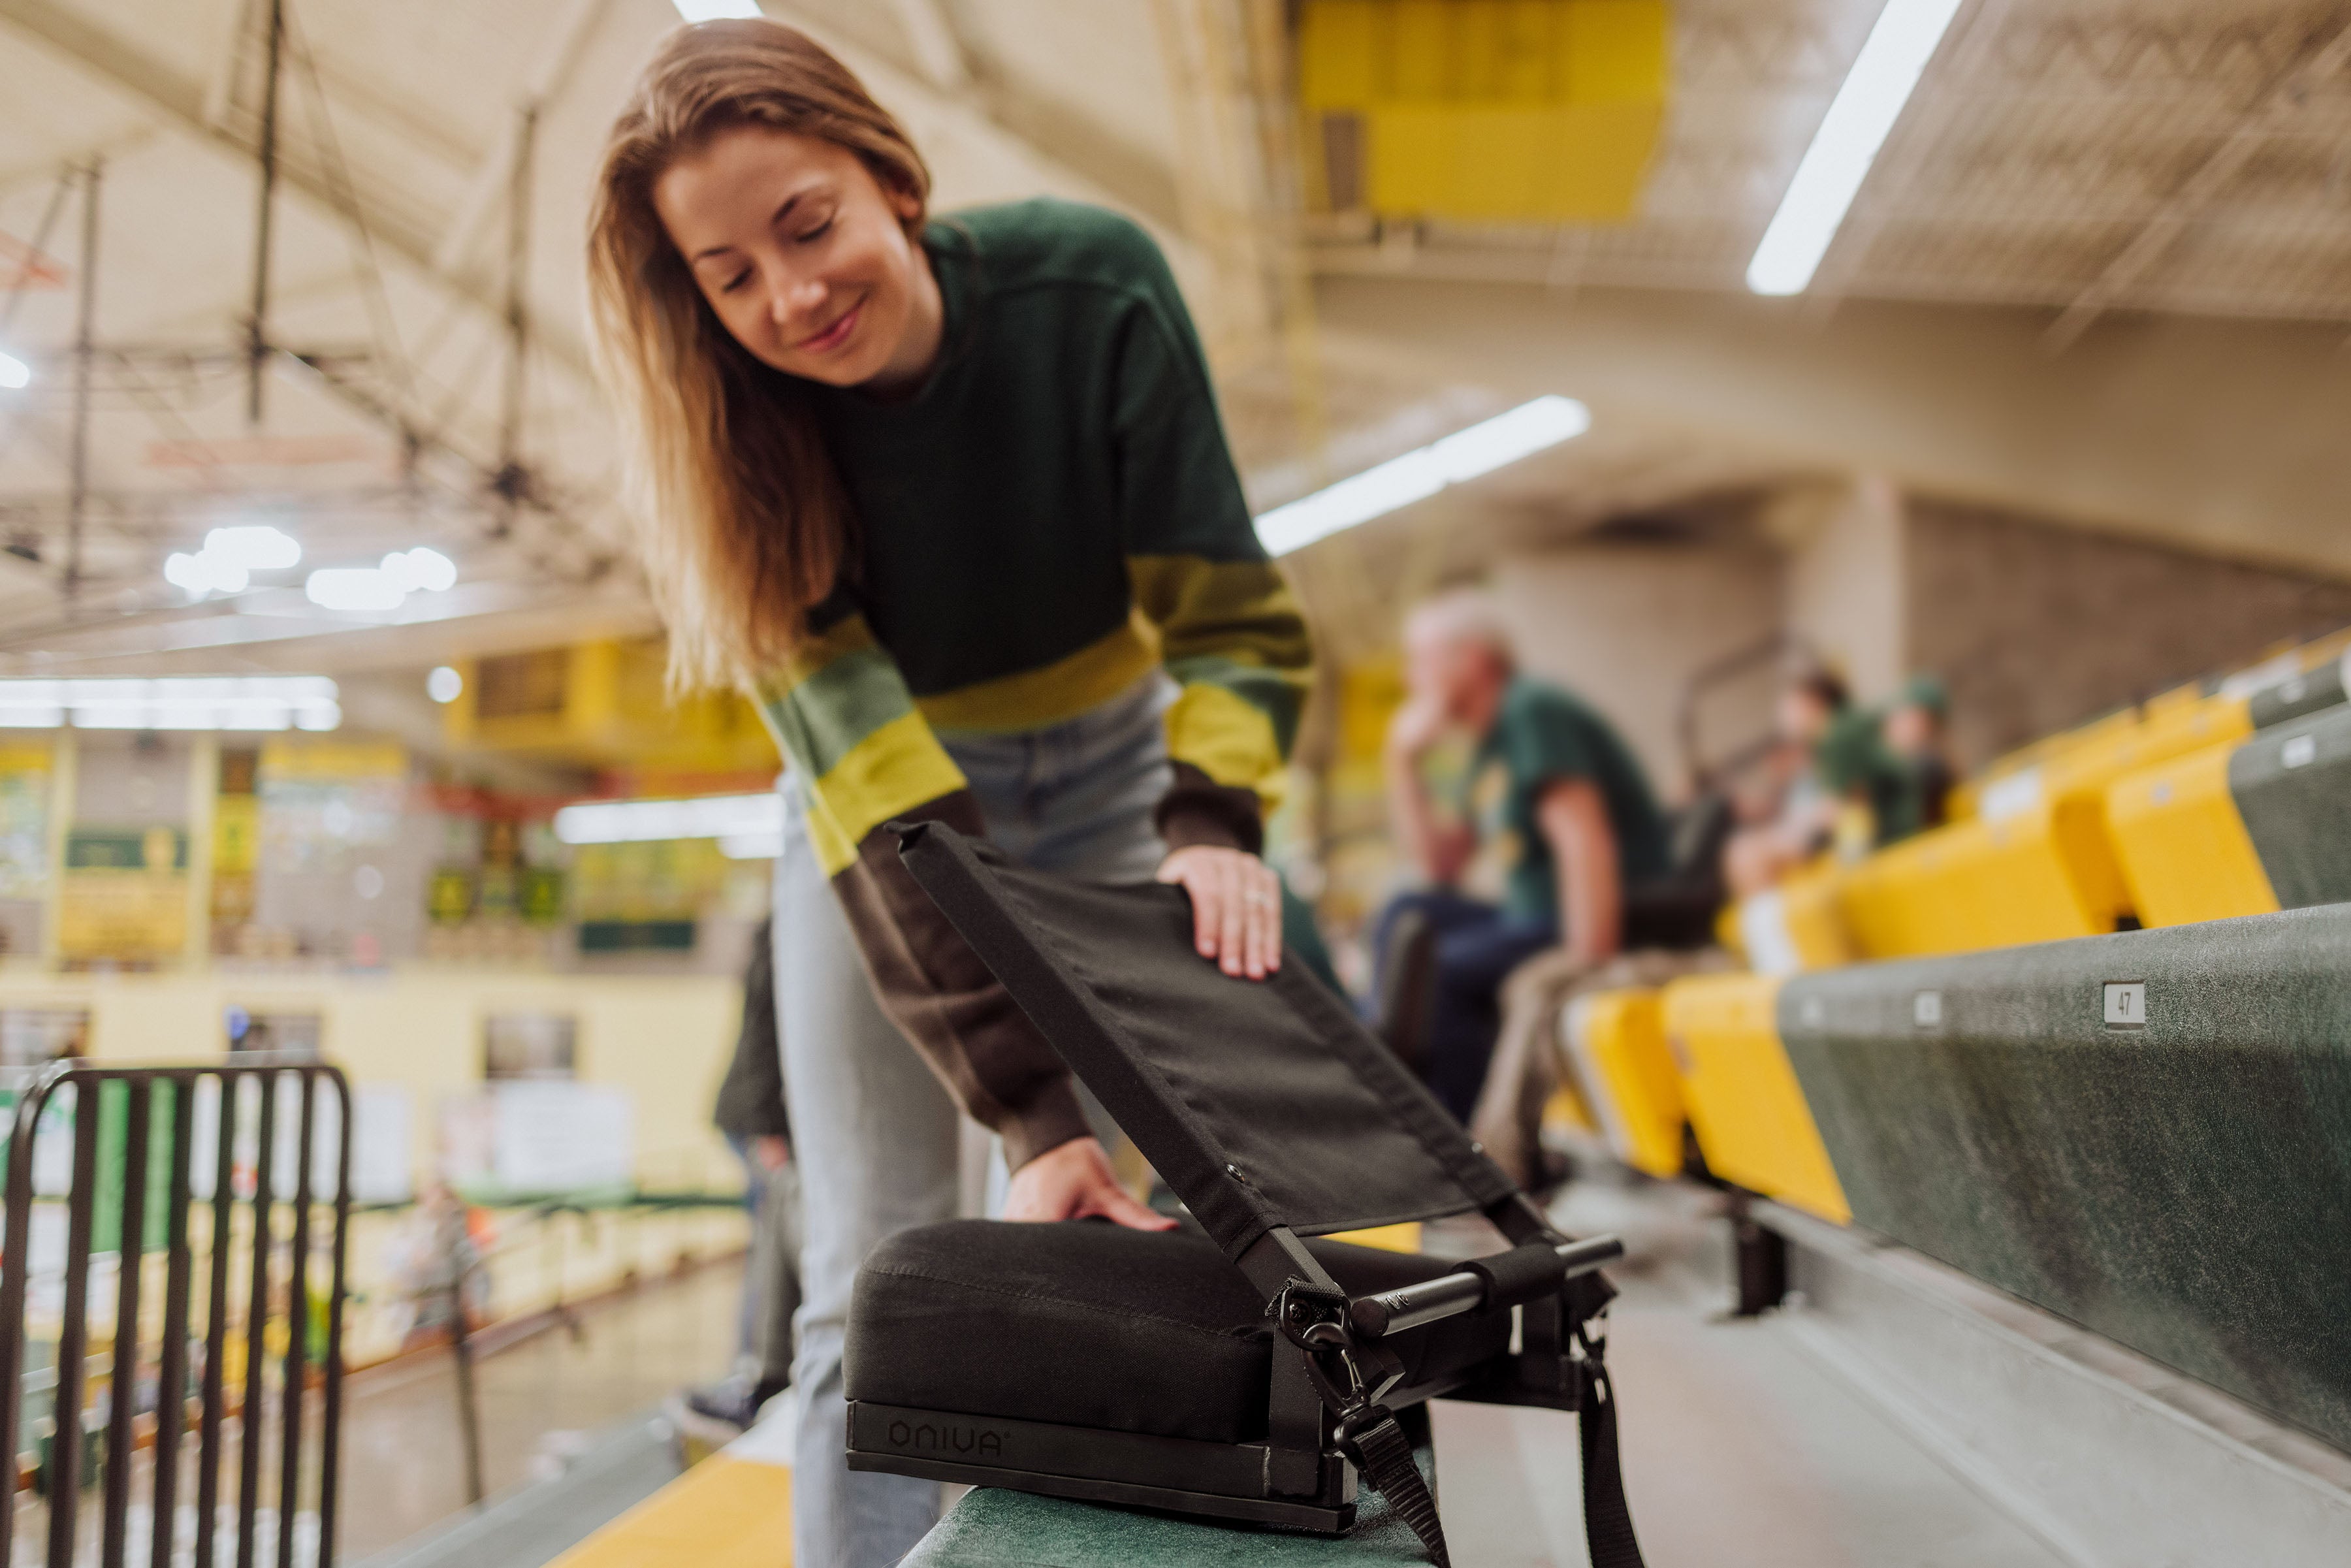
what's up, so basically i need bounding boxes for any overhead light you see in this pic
[305,569,406,613]
[161,523,302,601]
[1253,396,1591,557]
[202,524,301,570]
[1746,0,1966,296]
[673,0,762,19]
[381,547,456,594]
[718,829,784,861]
[0,677,340,731]
[0,351,27,391]
[304,547,458,613]
[165,552,249,599]
[553,792,781,846]
[426,665,464,704]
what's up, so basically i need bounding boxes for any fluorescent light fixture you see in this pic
[1746,0,1965,296]
[304,547,458,612]
[0,677,340,731]
[165,551,249,598]
[426,665,464,704]
[1253,395,1591,557]
[161,524,302,600]
[202,524,300,570]
[305,568,406,612]
[719,829,784,861]
[554,792,782,847]
[673,0,761,19]
[381,547,456,594]
[0,351,27,391]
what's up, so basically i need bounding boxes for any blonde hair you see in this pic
[586,19,931,689]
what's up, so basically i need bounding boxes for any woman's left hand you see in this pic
[1156,844,1284,980]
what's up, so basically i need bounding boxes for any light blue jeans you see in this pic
[773,675,1175,1567]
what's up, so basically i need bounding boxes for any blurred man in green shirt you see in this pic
[1376,591,1670,1121]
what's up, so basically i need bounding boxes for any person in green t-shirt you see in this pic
[1377,591,1671,1120]
[1867,675,1956,846]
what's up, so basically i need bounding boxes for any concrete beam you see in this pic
[1314,273,2351,585]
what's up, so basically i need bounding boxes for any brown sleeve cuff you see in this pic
[1155,760,1264,855]
[997,1076,1093,1172]
[830,790,1089,1172]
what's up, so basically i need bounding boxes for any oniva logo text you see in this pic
[887,1418,1006,1459]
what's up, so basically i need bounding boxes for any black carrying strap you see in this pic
[1577,1322,1646,1568]
[1343,1406,1449,1568]
[1343,1317,1646,1568]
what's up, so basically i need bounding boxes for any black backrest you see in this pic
[894,822,1519,1263]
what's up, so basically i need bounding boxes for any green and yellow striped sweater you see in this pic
[747,199,1313,1167]
[753,199,1311,876]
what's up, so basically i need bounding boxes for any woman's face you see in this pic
[654,126,936,390]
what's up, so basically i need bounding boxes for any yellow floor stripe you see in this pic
[549,1454,793,1568]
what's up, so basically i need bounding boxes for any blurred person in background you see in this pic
[1867,675,1956,846]
[682,914,800,1432]
[1722,663,1861,897]
[588,20,1311,1563]
[1375,590,1671,1122]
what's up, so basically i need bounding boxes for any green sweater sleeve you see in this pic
[1101,221,1314,840]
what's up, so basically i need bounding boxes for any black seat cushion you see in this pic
[846,1220,1512,1446]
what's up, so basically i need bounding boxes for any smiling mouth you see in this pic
[799,300,863,355]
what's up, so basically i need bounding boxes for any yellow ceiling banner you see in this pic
[1300,0,1671,223]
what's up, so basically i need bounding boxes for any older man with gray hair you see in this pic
[1373,588,1674,1136]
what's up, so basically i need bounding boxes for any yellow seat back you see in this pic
[1561,988,1684,1178]
[1661,973,1848,1223]
[2105,740,2279,928]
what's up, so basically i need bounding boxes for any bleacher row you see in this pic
[551,633,2351,1563]
[1554,628,2351,1456]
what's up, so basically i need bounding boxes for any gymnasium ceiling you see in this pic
[2,0,2348,677]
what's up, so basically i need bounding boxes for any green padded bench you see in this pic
[1777,904,2351,1451]
[903,1433,1443,1566]
[2246,645,2349,731]
[2228,702,2351,910]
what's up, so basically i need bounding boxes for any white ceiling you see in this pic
[1313,0,2351,328]
[1,0,2345,679]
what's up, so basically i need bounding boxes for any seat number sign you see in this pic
[2103,981,2147,1029]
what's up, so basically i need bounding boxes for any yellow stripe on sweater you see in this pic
[1166,681,1287,807]
[803,709,968,876]
[915,613,1160,735]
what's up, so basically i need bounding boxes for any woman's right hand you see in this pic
[1002,1136,1174,1230]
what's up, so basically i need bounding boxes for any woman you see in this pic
[587,20,1311,1564]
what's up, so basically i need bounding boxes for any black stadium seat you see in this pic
[843,822,1647,1567]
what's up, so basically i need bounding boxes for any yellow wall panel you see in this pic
[1302,0,1669,221]
[0,967,743,1195]
[1565,0,1672,99]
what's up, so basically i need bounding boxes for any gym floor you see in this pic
[339,1261,739,1561]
